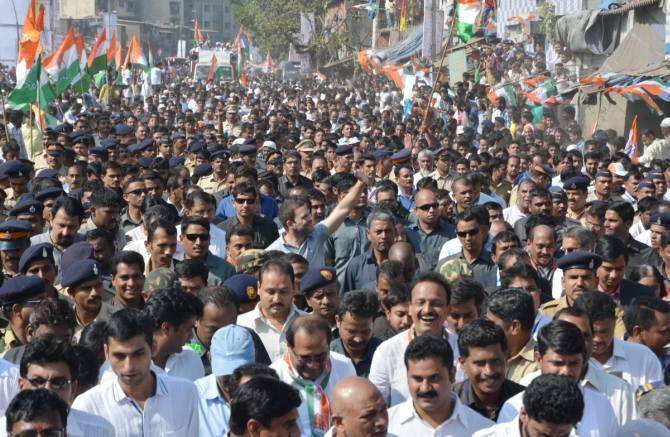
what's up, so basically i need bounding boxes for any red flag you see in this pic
[208,54,218,81]
[194,20,203,44]
[624,115,639,165]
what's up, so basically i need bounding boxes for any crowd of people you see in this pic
[0,35,668,436]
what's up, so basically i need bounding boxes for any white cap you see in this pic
[456,125,465,135]
[232,138,246,145]
[661,118,670,128]
[608,162,628,176]
[262,140,277,150]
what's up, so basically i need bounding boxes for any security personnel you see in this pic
[0,275,46,353]
[564,175,590,223]
[222,105,242,137]
[198,149,229,194]
[222,273,260,314]
[61,258,115,339]
[0,220,32,280]
[3,161,32,210]
[539,251,626,338]
[35,143,67,178]
[300,266,339,329]
[8,194,44,236]
[18,243,58,299]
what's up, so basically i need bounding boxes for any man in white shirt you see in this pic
[474,374,585,437]
[73,309,200,435]
[369,272,459,407]
[237,258,305,361]
[498,321,619,436]
[388,335,494,435]
[0,359,18,416]
[141,287,205,381]
[575,292,663,389]
[0,336,114,437]
[326,376,389,437]
[271,314,356,436]
[503,180,535,226]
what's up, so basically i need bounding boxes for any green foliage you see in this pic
[231,0,348,63]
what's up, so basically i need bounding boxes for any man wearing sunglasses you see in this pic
[407,189,455,272]
[0,276,47,355]
[219,183,279,249]
[78,188,126,254]
[9,336,114,436]
[176,216,235,284]
[120,177,146,234]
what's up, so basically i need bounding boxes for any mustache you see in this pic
[417,390,438,398]
[417,310,438,320]
[476,375,501,383]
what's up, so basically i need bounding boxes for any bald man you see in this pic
[327,376,389,437]
[388,242,423,282]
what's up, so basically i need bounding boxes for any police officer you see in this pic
[300,266,339,328]
[0,220,32,279]
[0,275,46,353]
[18,243,58,299]
[8,194,45,236]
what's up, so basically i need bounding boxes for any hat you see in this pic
[390,148,411,164]
[36,169,60,180]
[137,157,154,169]
[0,220,32,251]
[144,268,179,294]
[563,175,590,191]
[101,138,119,150]
[592,131,609,144]
[556,251,602,271]
[46,143,65,155]
[651,171,664,181]
[456,125,465,135]
[210,325,256,376]
[9,194,44,218]
[60,242,95,272]
[232,138,246,146]
[114,124,133,136]
[35,187,64,202]
[650,212,670,227]
[439,259,473,282]
[661,118,670,128]
[638,178,655,190]
[226,105,238,114]
[607,162,628,176]
[594,169,612,179]
[19,243,54,274]
[549,186,566,201]
[61,259,102,288]
[127,144,142,155]
[261,140,277,150]
[372,149,391,160]
[1,161,30,179]
[300,267,337,295]
[531,164,555,178]
[189,141,204,154]
[169,156,186,167]
[193,163,212,179]
[223,274,259,303]
[335,145,353,156]
[0,275,45,305]
[296,139,315,153]
[239,144,257,156]
[235,249,268,273]
[210,149,229,161]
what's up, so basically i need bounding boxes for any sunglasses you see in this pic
[235,197,256,205]
[126,188,148,196]
[417,203,438,211]
[457,229,480,238]
[185,233,210,242]
[27,376,72,390]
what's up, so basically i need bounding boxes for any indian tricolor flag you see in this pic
[88,29,108,75]
[123,35,149,72]
[16,0,44,87]
[107,32,118,69]
[487,84,516,107]
[207,54,222,81]
[71,35,90,93]
[524,79,557,106]
[43,28,80,95]
[634,78,670,102]
[7,53,56,111]
[624,115,639,164]
[456,0,481,43]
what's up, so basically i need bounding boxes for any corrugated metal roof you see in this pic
[598,0,661,16]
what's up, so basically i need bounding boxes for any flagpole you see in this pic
[0,90,10,143]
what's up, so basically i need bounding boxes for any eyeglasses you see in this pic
[417,203,438,211]
[235,197,256,205]
[292,352,329,364]
[185,233,210,242]
[9,429,67,437]
[126,188,148,196]
[456,229,480,238]
[26,376,72,390]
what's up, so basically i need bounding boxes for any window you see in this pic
[169,2,180,15]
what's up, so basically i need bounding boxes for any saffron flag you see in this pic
[194,20,203,45]
[124,35,149,72]
[624,115,639,164]
[43,28,80,95]
[107,32,118,69]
